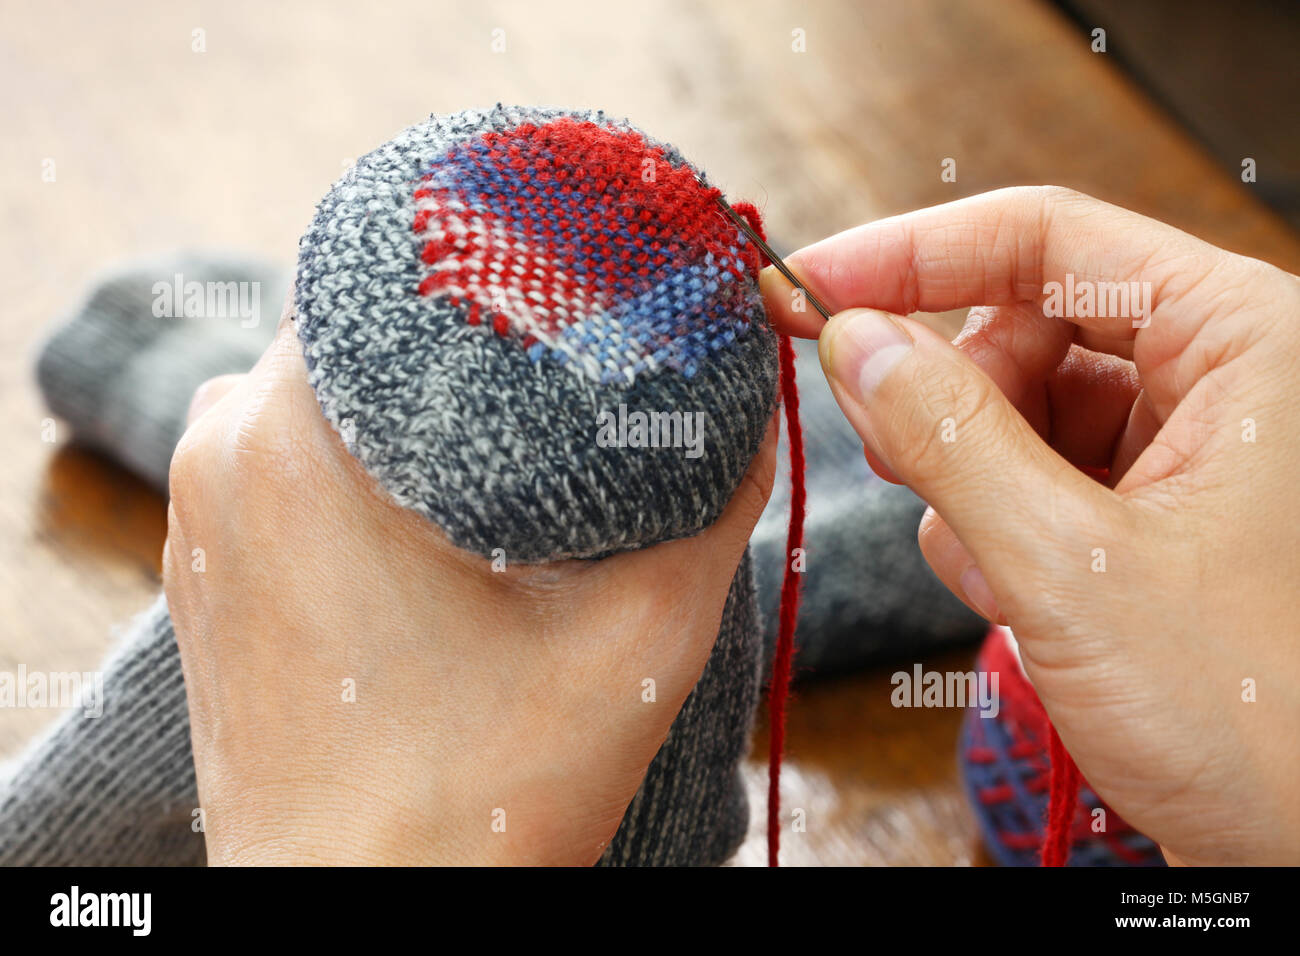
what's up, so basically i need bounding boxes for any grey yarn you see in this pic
[0,597,204,866]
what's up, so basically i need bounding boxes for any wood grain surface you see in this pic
[2,0,1296,865]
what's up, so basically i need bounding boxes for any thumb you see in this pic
[819,307,1116,606]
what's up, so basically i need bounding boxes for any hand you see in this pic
[762,186,1300,866]
[163,303,775,866]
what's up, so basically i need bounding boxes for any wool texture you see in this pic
[1043,724,1082,866]
[767,333,806,866]
[294,106,775,563]
[0,597,204,865]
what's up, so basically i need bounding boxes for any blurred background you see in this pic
[2,0,1297,865]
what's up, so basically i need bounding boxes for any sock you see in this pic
[0,597,204,865]
[958,627,1164,867]
[34,252,286,489]
[3,105,780,866]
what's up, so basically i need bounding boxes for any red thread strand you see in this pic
[1042,723,1081,866]
[728,201,807,868]
[769,334,806,867]
[1041,465,1113,867]
[733,201,800,868]
[723,199,1076,871]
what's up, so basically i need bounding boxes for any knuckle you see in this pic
[1227,254,1296,304]
[167,425,212,523]
[229,424,316,497]
[1033,184,1089,207]
[221,384,326,499]
[167,384,324,532]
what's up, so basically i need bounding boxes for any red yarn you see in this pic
[411,119,762,365]
[731,201,808,868]
[768,333,806,867]
[1039,473,1113,866]
[1042,723,1081,866]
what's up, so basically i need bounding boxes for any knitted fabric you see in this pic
[295,106,775,562]
[0,597,204,865]
[2,106,778,867]
[409,119,757,386]
[959,627,1164,867]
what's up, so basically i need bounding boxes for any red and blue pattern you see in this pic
[412,118,763,386]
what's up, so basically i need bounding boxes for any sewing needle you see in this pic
[714,196,833,321]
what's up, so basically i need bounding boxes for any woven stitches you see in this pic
[412,118,760,386]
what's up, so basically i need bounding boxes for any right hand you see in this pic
[763,186,1300,865]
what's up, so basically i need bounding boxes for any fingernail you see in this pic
[960,565,1000,622]
[825,308,914,403]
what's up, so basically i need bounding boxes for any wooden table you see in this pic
[3,0,1297,865]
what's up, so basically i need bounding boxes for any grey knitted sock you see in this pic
[34,252,286,489]
[4,106,779,866]
[0,597,204,865]
[292,105,778,865]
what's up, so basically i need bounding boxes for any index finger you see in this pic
[761,185,1224,340]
